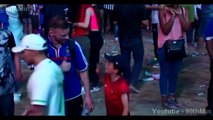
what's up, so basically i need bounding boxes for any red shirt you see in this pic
[104,74,129,116]
[72,4,92,38]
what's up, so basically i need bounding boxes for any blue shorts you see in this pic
[198,16,211,38]
[205,17,213,41]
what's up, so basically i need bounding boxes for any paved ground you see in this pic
[15,30,210,116]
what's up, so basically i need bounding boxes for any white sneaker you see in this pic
[81,87,85,94]
[152,63,160,68]
[142,77,154,82]
[20,60,25,63]
[152,73,160,80]
[14,93,21,104]
[90,87,100,93]
[144,70,152,76]
[129,85,140,94]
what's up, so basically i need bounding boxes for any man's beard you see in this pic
[56,38,68,44]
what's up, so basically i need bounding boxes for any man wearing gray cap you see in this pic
[12,34,65,116]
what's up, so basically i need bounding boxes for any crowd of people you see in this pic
[0,4,213,116]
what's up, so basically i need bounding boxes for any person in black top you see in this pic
[0,21,23,116]
[113,4,149,93]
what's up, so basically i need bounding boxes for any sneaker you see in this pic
[200,52,207,56]
[168,97,185,108]
[129,85,140,94]
[191,52,200,57]
[162,101,179,110]
[81,87,85,94]
[152,73,160,80]
[27,65,34,70]
[90,86,100,93]
[152,63,160,68]
[93,86,100,91]
[14,93,21,104]
[144,70,152,76]
[20,60,25,63]
[142,77,154,82]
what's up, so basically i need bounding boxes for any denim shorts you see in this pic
[198,16,211,38]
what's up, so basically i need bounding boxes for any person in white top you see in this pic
[6,4,24,46]
[12,34,65,116]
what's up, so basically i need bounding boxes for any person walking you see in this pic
[113,4,149,93]
[12,34,65,116]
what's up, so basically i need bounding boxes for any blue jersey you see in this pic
[205,17,213,41]
[47,38,88,100]
[0,9,9,29]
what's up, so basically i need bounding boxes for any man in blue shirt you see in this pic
[0,5,9,29]
[46,16,93,116]
[205,17,213,116]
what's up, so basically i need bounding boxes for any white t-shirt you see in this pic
[151,4,159,24]
[27,58,65,116]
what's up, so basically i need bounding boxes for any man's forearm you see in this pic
[23,105,47,116]
[80,71,91,96]
[14,53,22,73]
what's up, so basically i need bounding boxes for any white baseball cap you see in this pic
[12,34,47,53]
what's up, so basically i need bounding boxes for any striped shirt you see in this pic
[103,4,114,10]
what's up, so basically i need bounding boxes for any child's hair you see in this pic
[104,53,124,76]
[112,63,122,76]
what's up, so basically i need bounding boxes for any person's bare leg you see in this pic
[28,19,33,34]
[129,84,140,94]
[206,40,213,116]
[196,37,205,53]
[206,41,213,58]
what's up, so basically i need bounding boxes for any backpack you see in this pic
[0,30,12,81]
[68,39,75,60]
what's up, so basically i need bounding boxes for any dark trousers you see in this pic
[120,37,144,84]
[0,94,14,116]
[103,9,114,33]
[207,58,213,115]
[65,95,83,116]
[186,22,194,44]
[30,15,39,34]
[152,23,158,59]
[89,31,104,87]
[193,19,200,43]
